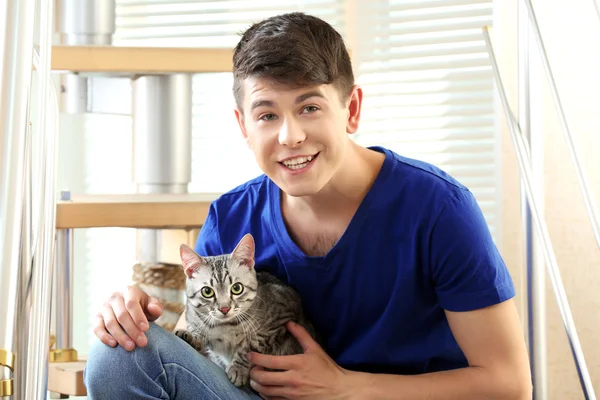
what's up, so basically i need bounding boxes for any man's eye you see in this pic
[302,106,319,114]
[259,113,277,121]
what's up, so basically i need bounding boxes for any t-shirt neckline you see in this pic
[269,146,392,268]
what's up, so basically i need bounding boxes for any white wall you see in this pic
[495,0,600,398]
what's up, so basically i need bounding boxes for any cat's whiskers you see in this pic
[240,311,257,332]
[244,299,267,325]
[251,294,268,308]
[242,309,260,329]
[208,311,220,328]
[236,313,252,342]
[193,311,212,341]
[238,309,260,337]
[237,311,257,343]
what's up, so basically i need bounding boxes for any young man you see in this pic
[85,12,532,399]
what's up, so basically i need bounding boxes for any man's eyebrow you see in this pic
[250,99,275,111]
[295,91,326,104]
[250,91,325,111]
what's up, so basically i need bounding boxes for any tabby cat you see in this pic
[175,233,316,387]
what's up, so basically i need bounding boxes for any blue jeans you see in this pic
[84,322,261,399]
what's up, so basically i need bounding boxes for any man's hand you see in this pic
[248,321,358,400]
[93,285,163,351]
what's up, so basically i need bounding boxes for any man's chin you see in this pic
[275,176,329,198]
[280,185,322,198]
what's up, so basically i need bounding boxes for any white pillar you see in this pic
[132,74,192,329]
[56,0,116,114]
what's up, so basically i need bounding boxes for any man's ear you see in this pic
[234,107,249,143]
[346,85,363,135]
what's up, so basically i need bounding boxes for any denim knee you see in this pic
[83,323,171,397]
[84,323,261,400]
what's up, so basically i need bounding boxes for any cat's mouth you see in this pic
[214,313,239,325]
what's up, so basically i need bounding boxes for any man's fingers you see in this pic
[102,300,135,351]
[93,313,117,347]
[250,380,290,399]
[111,293,148,348]
[248,352,300,371]
[124,288,151,333]
[259,395,287,400]
[250,366,295,387]
[286,321,316,352]
[145,296,163,321]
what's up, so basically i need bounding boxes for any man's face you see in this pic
[234,77,361,197]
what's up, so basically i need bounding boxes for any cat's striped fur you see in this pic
[175,234,316,388]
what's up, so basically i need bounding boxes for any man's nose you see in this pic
[278,118,306,147]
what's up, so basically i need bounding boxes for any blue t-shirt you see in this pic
[194,145,515,375]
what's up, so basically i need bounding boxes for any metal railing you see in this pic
[482,0,599,398]
[0,0,58,398]
[521,0,600,251]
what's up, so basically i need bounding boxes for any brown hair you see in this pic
[232,12,354,111]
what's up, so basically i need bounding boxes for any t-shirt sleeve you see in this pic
[430,188,515,312]
[194,202,223,257]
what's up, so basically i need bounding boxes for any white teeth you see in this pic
[286,163,308,170]
[282,155,314,169]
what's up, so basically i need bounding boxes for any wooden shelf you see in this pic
[51,45,234,74]
[56,193,221,229]
[48,359,87,396]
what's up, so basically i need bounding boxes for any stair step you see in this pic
[56,193,219,229]
[48,359,87,397]
[51,45,233,75]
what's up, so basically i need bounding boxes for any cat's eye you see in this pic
[231,283,244,295]
[200,287,214,298]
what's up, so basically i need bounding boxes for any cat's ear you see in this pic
[179,244,206,279]
[231,233,255,269]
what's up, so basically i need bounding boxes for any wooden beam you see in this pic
[48,360,87,396]
[51,45,233,74]
[55,193,220,229]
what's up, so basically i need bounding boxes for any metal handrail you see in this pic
[0,0,37,396]
[482,26,596,400]
[522,0,600,251]
[25,1,58,398]
[0,0,57,398]
[517,3,547,397]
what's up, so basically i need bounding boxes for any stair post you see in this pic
[132,74,192,330]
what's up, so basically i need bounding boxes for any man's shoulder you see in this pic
[196,174,272,256]
[211,174,271,210]
[374,146,469,212]
[382,147,467,193]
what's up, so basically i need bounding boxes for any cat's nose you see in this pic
[219,307,231,315]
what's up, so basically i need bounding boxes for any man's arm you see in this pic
[350,299,532,400]
[248,299,531,400]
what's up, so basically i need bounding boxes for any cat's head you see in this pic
[179,233,258,324]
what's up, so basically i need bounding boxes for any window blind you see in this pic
[353,0,500,240]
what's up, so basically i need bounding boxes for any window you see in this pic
[353,0,499,239]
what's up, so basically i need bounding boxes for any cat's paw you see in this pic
[174,329,195,347]
[226,364,250,387]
